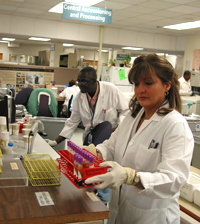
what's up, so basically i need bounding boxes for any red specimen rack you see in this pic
[57,147,110,189]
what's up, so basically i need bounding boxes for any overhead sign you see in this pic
[117,54,126,61]
[50,44,55,51]
[62,3,112,24]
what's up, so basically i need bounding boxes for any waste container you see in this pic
[35,117,67,151]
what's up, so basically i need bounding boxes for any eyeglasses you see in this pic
[77,79,91,85]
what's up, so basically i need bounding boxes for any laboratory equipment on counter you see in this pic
[181,96,200,115]
[101,66,134,92]
[0,154,28,187]
[180,172,200,202]
[184,116,200,135]
[24,154,61,186]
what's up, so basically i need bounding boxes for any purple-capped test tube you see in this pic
[88,154,94,168]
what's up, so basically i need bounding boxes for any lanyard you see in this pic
[87,90,100,130]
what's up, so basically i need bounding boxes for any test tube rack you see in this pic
[57,141,110,189]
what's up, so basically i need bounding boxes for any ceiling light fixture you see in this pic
[98,49,108,52]
[63,43,74,46]
[2,38,15,41]
[122,47,144,51]
[164,20,200,30]
[0,40,9,43]
[156,53,165,56]
[49,0,104,14]
[29,37,51,41]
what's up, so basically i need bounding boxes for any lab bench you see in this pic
[0,134,109,224]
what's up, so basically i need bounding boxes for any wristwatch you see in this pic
[132,172,140,185]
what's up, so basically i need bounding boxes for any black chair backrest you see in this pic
[37,94,53,117]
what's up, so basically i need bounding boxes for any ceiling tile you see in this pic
[123,5,159,13]
[19,2,51,11]
[133,14,164,21]
[162,0,197,4]
[139,0,178,9]
[15,7,43,14]
[153,9,183,17]
[187,1,200,7]
[94,1,132,10]
[0,4,17,11]
[109,0,148,4]
[112,10,141,17]
[112,14,129,21]
[167,5,200,14]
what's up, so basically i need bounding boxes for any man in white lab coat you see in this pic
[46,67,129,146]
[46,67,129,204]
[179,70,192,95]
[59,79,80,106]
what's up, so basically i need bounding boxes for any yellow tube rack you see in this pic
[24,154,61,186]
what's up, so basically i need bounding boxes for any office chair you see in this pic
[27,88,57,117]
[15,87,34,109]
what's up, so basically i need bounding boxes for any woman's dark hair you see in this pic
[128,53,181,117]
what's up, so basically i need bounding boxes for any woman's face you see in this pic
[134,72,171,114]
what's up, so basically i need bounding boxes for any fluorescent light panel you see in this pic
[122,47,143,51]
[29,37,51,41]
[63,43,74,46]
[164,20,200,30]
[2,38,15,41]
[98,49,108,52]
[0,41,8,43]
[49,0,104,14]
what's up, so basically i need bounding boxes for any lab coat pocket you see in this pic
[135,144,160,172]
[120,200,168,224]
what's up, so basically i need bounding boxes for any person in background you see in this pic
[46,66,129,204]
[59,79,80,108]
[85,54,194,224]
[179,70,192,95]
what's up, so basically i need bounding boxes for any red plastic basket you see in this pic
[57,148,110,189]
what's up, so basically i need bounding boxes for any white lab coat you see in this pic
[59,81,129,141]
[59,85,80,105]
[97,106,194,224]
[179,76,192,96]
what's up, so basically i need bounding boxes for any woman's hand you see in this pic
[85,161,128,189]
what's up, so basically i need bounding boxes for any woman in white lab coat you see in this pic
[85,54,194,224]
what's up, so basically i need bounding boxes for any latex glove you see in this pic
[85,161,125,189]
[85,161,136,189]
[81,144,97,156]
[45,139,57,147]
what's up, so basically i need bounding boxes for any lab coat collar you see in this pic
[142,101,170,122]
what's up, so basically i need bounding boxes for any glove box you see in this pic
[180,172,200,202]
